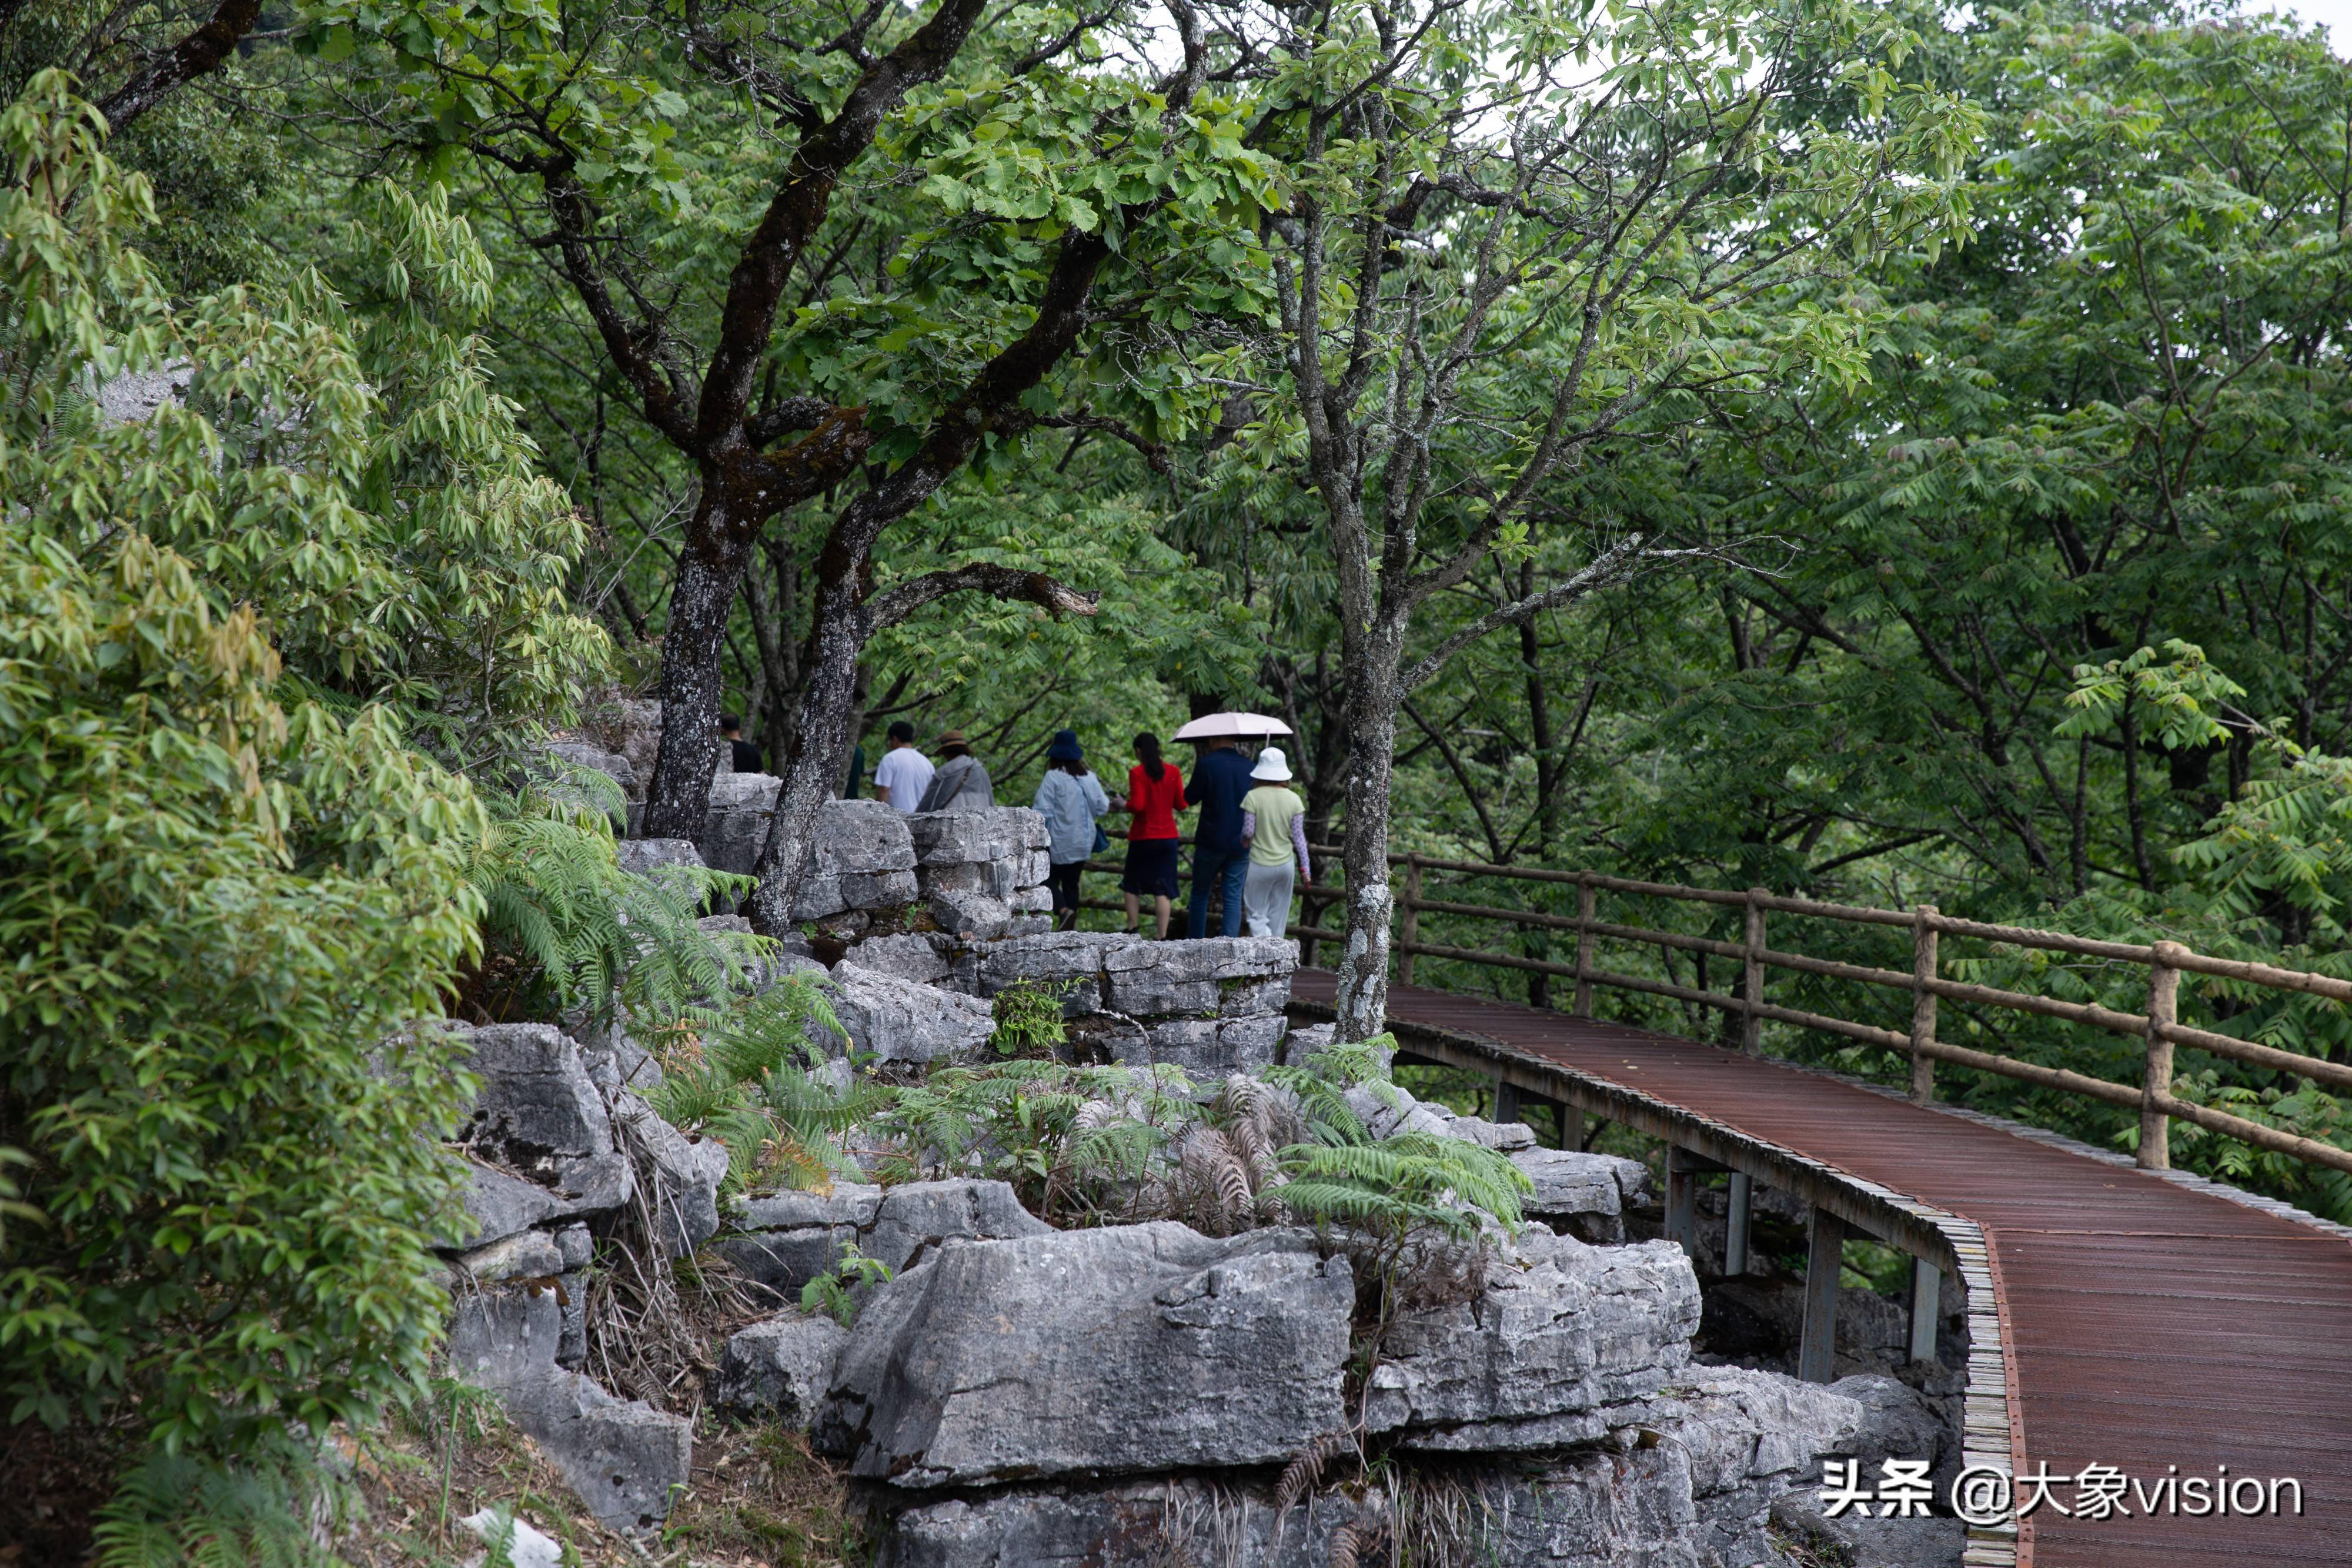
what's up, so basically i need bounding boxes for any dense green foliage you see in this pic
[12,0,2352,1550]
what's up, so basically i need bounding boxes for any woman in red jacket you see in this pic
[1119,732,1187,938]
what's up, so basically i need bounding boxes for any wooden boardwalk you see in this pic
[1291,971,2352,1568]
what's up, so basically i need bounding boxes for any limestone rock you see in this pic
[453,1229,564,1284]
[612,1092,731,1256]
[446,1287,692,1532]
[711,1310,851,1425]
[924,886,1013,942]
[1368,1232,1701,1451]
[1441,1112,1538,1151]
[908,807,1049,868]
[617,837,704,876]
[974,931,1125,1013]
[845,932,954,986]
[794,798,920,920]
[1513,1147,1654,1226]
[1108,1014,1288,1078]
[829,962,995,1066]
[1100,937,1295,1019]
[454,1025,632,1219]
[1653,1365,1876,1567]
[876,1476,1357,1568]
[546,741,639,804]
[576,694,662,796]
[818,1222,1354,1488]
[717,1178,1050,1299]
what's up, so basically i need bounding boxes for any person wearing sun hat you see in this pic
[914,728,994,813]
[1031,729,1110,930]
[1238,746,1310,940]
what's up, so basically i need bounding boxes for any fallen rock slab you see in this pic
[818,1222,1353,1488]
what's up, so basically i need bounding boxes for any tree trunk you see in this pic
[747,549,871,935]
[642,492,751,838]
[1331,619,1404,1042]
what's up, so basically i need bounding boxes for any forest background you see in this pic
[9,0,2352,1555]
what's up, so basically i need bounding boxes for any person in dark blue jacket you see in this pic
[1184,736,1258,937]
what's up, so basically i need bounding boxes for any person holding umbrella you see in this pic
[1181,722,1264,938]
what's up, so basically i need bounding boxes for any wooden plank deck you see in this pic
[1291,971,2352,1568]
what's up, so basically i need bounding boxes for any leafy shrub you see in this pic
[0,71,610,1551]
[987,978,1072,1057]
[0,529,482,1453]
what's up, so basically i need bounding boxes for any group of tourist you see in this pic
[852,720,1312,940]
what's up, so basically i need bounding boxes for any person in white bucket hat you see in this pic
[1238,747,1311,940]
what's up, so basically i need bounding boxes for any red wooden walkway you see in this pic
[1292,971,2352,1568]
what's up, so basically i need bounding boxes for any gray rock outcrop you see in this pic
[617,837,704,877]
[817,1223,1354,1488]
[1367,1232,1703,1451]
[451,1024,632,1235]
[711,1310,852,1426]
[828,962,996,1066]
[1513,1146,1654,1241]
[717,1178,1053,1299]
[447,1286,692,1532]
[611,1091,731,1256]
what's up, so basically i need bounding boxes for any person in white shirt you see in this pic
[870,721,936,813]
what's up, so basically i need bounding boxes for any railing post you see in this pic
[1397,853,1423,987]
[1573,873,1595,1018]
[1741,887,1766,1054]
[1911,904,1939,1104]
[2141,940,2184,1170]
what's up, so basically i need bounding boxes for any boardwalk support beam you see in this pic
[1799,1206,1843,1383]
[1665,1148,1700,1263]
[1909,1257,1939,1365]
[1494,1078,1522,1127]
[1725,1172,1752,1277]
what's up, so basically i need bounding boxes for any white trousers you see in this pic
[1242,861,1295,939]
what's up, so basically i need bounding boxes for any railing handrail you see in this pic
[1081,833,2352,1179]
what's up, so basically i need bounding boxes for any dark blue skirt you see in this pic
[1120,837,1181,898]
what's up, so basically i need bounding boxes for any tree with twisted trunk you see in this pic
[316,0,1274,925]
[1210,0,1977,1039]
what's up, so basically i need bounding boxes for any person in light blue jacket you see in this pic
[1033,729,1110,931]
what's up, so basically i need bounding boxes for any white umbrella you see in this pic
[1170,711,1294,741]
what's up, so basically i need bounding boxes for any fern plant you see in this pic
[988,978,1073,1058]
[800,1242,896,1327]
[90,1433,358,1568]
[454,769,757,1028]
[647,970,889,1194]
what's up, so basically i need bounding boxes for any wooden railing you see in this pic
[1079,837,2352,1177]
